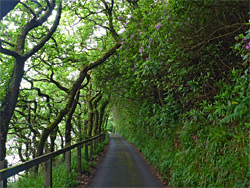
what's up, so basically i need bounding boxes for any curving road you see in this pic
[88,133,163,188]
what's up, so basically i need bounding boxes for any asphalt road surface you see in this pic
[88,133,163,188]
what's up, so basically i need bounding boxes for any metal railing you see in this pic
[0,132,107,188]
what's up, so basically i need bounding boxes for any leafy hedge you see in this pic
[93,0,250,186]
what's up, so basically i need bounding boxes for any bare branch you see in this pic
[87,42,121,70]
[45,0,52,9]
[0,39,14,47]
[20,2,37,18]
[191,23,246,50]
[24,1,62,60]
[15,0,56,55]
[31,0,43,8]
[50,36,58,47]
[87,18,110,31]
[101,0,110,14]
[23,77,50,102]
[50,71,69,93]
[0,43,22,59]
[22,87,50,102]
[80,73,90,89]
[75,8,106,24]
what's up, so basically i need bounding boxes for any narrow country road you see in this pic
[88,133,163,188]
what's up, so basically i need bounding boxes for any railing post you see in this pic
[94,139,97,151]
[90,140,93,159]
[102,134,104,142]
[44,147,52,188]
[77,145,82,174]
[95,138,98,150]
[65,143,71,176]
[0,160,7,188]
[85,142,88,161]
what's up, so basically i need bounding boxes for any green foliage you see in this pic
[9,157,77,188]
[1,0,250,187]
[2,0,116,170]
[0,57,14,104]
[96,0,250,187]
[9,135,109,187]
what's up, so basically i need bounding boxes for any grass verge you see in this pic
[8,134,109,188]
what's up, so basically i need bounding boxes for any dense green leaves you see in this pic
[1,0,121,176]
[94,0,250,187]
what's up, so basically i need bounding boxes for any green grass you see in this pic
[8,135,109,188]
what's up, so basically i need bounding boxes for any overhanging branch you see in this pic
[0,44,22,59]
[0,39,14,47]
[86,42,121,70]
[23,1,62,60]
[20,2,37,19]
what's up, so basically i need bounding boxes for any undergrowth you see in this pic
[108,0,250,187]
[8,134,109,188]
[117,67,250,187]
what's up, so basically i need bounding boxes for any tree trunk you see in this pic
[87,92,101,137]
[0,58,25,161]
[93,94,102,136]
[50,126,58,153]
[87,110,94,138]
[104,114,109,131]
[98,100,109,134]
[65,90,80,176]
[0,0,61,162]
